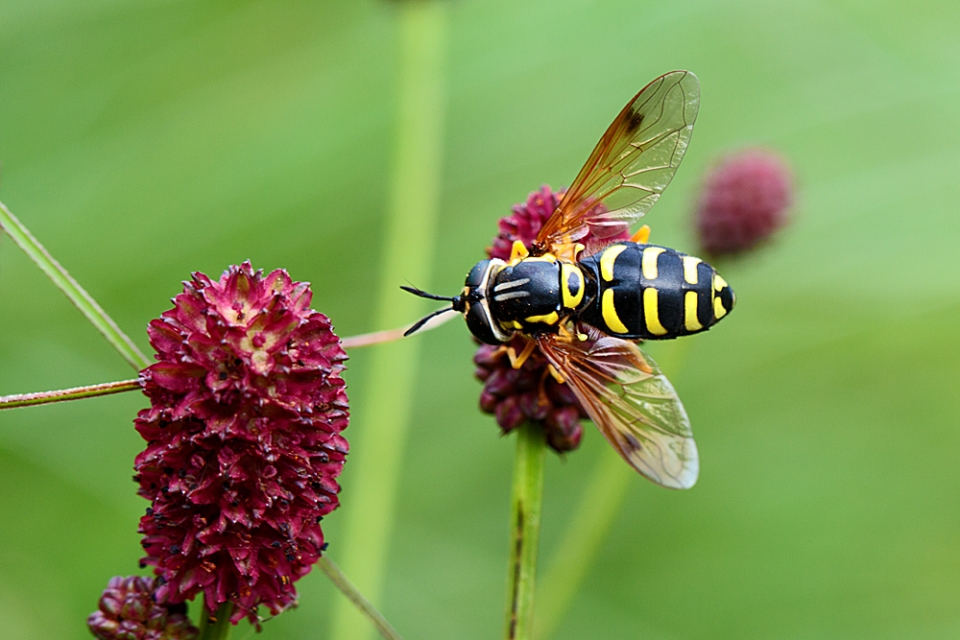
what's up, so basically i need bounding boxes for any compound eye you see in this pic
[465,302,502,345]
[464,260,491,289]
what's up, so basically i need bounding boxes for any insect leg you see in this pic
[547,364,566,384]
[509,240,530,263]
[630,224,651,244]
[507,338,538,369]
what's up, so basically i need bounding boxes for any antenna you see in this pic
[400,285,463,337]
[400,285,455,302]
[404,306,456,337]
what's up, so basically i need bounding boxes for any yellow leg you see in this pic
[509,240,530,263]
[507,339,538,369]
[630,224,651,244]
[547,364,565,384]
[559,321,588,343]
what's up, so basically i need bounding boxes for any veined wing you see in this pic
[535,71,699,251]
[537,333,698,489]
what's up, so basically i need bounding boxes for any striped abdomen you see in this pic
[578,243,734,340]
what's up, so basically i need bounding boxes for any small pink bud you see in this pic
[88,576,198,640]
[695,149,793,257]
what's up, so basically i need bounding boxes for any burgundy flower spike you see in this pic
[695,149,793,257]
[134,262,349,623]
[475,186,630,453]
[88,576,198,640]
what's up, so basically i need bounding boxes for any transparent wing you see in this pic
[535,71,700,251]
[537,333,698,489]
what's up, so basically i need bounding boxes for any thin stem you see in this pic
[0,313,451,409]
[198,603,234,640]
[505,422,547,640]
[0,199,149,371]
[340,311,454,350]
[0,379,141,410]
[330,2,449,639]
[319,557,403,640]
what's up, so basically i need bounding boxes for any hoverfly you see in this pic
[404,71,733,489]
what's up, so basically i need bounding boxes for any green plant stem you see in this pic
[0,199,149,371]
[319,557,403,640]
[532,448,632,639]
[0,379,140,410]
[198,603,234,640]
[532,340,694,639]
[330,2,449,639]
[505,422,547,640]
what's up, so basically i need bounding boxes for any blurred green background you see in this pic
[2,0,960,638]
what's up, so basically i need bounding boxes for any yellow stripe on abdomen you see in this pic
[643,288,669,336]
[714,296,727,320]
[601,289,629,334]
[600,245,626,282]
[684,291,703,332]
[712,273,729,320]
[682,256,701,285]
[642,247,665,280]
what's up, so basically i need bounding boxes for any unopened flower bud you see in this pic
[695,149,793,257]
[88,576,198,640]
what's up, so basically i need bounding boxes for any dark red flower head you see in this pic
[475,186,629,453]
[695,149,793,257]
[88,576,198,640]
[134,262,348,624]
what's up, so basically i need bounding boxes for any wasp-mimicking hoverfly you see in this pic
[404,71,734,489]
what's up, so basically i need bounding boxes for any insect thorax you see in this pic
[487,257,595,335]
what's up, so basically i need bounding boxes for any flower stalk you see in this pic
[340,311,454,350]
[0,379,141,410]
[505,422,547,640]
[319,557,403,640]
[198,604,234,640]
[0,319,440,414]
[0,199,149,370]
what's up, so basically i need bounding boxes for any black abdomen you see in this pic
[578,243,734,340]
